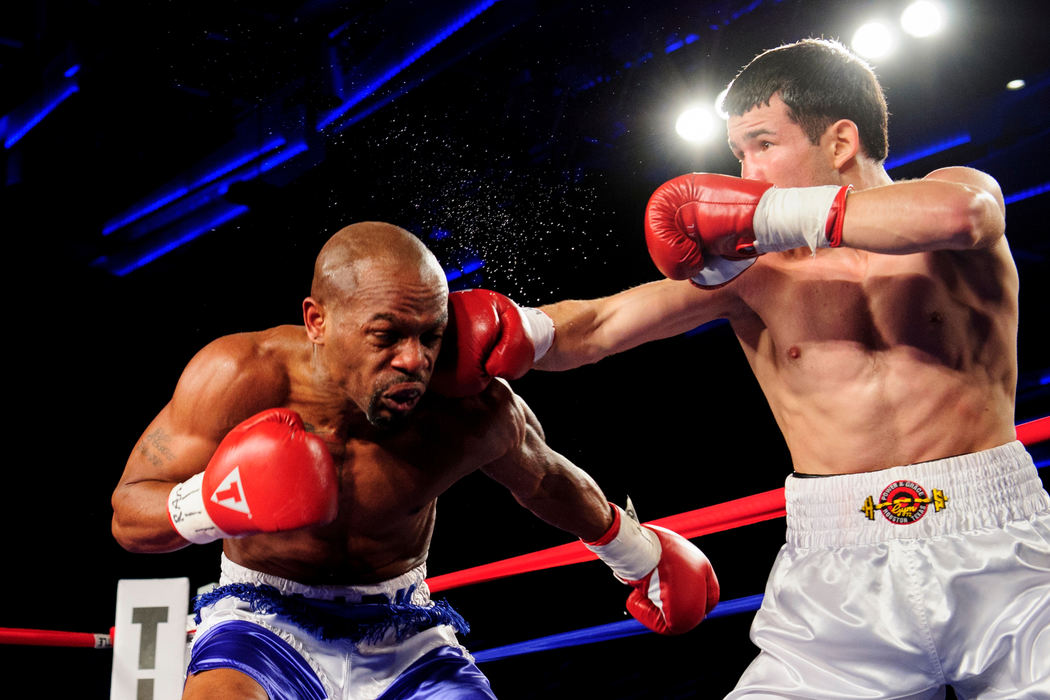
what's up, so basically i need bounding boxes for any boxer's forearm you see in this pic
[538,280,729,371]
[111,479,193,553]
[534,298,607,370]
[511,460,613,542]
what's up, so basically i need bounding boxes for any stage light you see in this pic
[851,21,895,59]
[675,106,717,143]
[1006,79,1026,90]
[901,1,945,38]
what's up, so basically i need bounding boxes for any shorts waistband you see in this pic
[219,554,432,606]
[784,441,1050,547]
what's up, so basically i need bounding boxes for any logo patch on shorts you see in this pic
[860,480,948,524]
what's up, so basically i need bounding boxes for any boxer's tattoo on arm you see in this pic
[139,429,176,467]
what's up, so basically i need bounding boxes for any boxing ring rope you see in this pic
[0,626,115,649]
[2,415,1047,659]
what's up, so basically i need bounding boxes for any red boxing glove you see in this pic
[645,173,851,287]
[430,289,554,398]
[167,408,338,544]
[645,173,773,282]
[585,503,720,635]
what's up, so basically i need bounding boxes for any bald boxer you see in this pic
[111,222,718,700]
[438,40,1050,698]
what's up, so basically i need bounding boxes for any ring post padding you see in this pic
[110,578,190,700]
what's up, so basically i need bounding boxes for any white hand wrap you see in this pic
[516,305,555,362]
[584,504,661,582]
[752,185,845,254]
[167,472,230,544]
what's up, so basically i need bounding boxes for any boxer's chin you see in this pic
[367,389,421,429]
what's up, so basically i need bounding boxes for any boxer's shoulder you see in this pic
[176,329,295,412]
[193,328,297,373]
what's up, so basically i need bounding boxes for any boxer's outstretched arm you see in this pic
[839,167,1006,254]
[482,387,719,635]
[536,278,738,371]
[111,334,287,553]
[480,390,612,541]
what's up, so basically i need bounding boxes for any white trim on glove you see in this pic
[516,305,555,362]
[752,185,844,254]
[584,504,661,582]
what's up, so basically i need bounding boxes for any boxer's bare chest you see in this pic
[298,399,511,532]
[227,404,501,582]
[737,249,972,369]
[724,247,1018,473]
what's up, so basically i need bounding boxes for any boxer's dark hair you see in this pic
[724,38,888,162]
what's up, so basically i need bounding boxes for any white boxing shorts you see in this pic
[727,441,1050,699]
[188,555,494,700]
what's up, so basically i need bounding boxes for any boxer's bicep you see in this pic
[112,335,287,544]
[120,404,219,489]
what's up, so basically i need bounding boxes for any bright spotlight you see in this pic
[901,1,945,38]
[852,21,895,59]
[1006,79,1026,90]
[676,106,716,143]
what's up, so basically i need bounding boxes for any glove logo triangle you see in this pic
[210,467,252,516]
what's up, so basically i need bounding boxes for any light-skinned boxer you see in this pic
[434,39,1050,699]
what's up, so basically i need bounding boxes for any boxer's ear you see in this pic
[303,297,326,343]
[824,119,860,171]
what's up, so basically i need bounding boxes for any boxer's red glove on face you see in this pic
[167,408,339,544]
[430,289,554,398]
[645,173,851,288]
[584,503,720,635]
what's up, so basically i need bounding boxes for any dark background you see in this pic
[2,1,1048,697]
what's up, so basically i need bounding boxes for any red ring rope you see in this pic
[0,627,113,649]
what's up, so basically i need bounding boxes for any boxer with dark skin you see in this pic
[112,221,716,699]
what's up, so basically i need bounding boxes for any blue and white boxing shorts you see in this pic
[187,555,495,700]
[728,440,1050,699]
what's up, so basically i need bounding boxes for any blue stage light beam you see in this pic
[102,137,287,235]
[443,258,485,282]
[255,141,309,174]
[111,204,250,277]
[885,133,971,170]
[665,34,699,53]
[3,83,79,149]
[317,0,503,132]
[1004,181,1050,205]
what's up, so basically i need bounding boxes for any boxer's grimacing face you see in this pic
[317,262,448,428]
[727,93,840,188]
